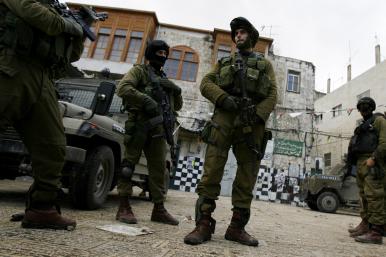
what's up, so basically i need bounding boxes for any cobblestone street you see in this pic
[0,180,385,257]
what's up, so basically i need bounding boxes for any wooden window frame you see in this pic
[164,45,199,82]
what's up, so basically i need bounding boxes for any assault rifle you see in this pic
[149,70,179,172]
[51,0,108,41]
[234,55,261,157]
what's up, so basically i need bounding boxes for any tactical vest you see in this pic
[350,114,381,155]
[216,53,272,102]
[0,3,73,67]
[123,64,176,113]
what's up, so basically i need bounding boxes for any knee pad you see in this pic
[121,160,135,178]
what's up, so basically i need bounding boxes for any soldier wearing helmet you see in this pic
[116,40,182,226]
[347,97,386,244]
[184,17,277,246]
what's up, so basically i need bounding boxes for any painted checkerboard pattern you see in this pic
[171,156,204,193]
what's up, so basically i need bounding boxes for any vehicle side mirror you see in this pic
[91,81,116,116]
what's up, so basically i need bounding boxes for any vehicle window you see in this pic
[57,83,122,114]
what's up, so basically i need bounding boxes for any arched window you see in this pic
[164,46,199,82]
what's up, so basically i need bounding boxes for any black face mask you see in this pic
[149,55,167,70]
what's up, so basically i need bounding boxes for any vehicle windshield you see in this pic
[56,82,122,114]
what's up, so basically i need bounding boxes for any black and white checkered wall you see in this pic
[170,156,305,207]
[170,156,204,193]
[255,166,304,206]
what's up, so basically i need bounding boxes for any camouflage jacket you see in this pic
[117,64,183,115]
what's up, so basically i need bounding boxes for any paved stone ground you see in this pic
[0,180,385,257]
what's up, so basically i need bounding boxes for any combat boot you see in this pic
[116,196,137,224]
[349,221,370,237]
[21,208,76,231]
[355,225,383,244]
[348,219,368,234]
[224,208,259,247]
[184,213,216,245]
[151,202,179,225]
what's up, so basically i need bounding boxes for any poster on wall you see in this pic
[273,138,303,157]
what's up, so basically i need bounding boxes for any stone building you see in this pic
[68,3,316,196]
[313,46,386,174]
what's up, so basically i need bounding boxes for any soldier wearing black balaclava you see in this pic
[116,40,183,225]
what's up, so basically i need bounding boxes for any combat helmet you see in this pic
[356,97,376,111]
[230,17,259,47]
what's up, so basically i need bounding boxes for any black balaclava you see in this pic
[145,40,170,70]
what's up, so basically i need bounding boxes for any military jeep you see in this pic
[300,173,359,213]
[0,78,168,209]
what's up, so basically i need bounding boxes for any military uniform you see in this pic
[116,40,182,225]
[184,17,277,246]
[348,97,386,244]
[0,0,84,230]
[116,64,182,202]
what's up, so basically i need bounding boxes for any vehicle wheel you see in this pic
[71,145,114,210]
[316,192,339,213]
[307,200,318,211]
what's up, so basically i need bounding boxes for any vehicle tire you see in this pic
[316,191,339,213]
[71,145,115,210]
[306,200,318,211]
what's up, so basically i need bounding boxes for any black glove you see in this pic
[142,96,159,117]
[62,17,83,37]
[160,78,182,96]
[221,96,238,111]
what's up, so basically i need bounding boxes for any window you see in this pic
[216,44,231,61]
[287,70,300,93]
[315,114,323,124]
[332,104,342,118]
[109,29,127,61]
[93,27,111,60]
[324,153,331,167]
[357,90,370,101]
[81,27,95,58]
[164,46,199,81]
[126,31,144,64]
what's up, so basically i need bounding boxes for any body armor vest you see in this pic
[350,115,379,155]
[216,52,272,103]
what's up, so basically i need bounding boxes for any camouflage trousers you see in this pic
[0,60,65,207]
[356,156,386,225]
[197,110,265,211]
[118,118,167,204]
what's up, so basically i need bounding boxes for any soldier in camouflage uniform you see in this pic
[347,97,386,244]
[184,17,277,246]
[0,0,85,230]
[116,40,182,225]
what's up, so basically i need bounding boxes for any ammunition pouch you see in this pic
[200,120,222,146]
[368,166,385,180]
[216,54,272,100]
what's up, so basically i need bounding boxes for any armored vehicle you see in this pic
[300,173,359,213]
[0,78,170,209]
